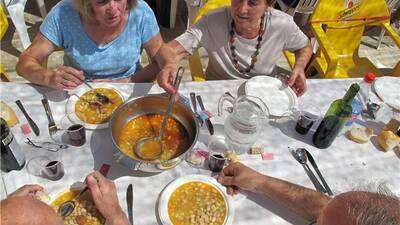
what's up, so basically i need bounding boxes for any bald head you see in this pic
[318,191,400,225]
[1,196,63,225]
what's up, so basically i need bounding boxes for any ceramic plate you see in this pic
[158,174,234,225]
[374,76,400,110]
[245,76,298,116]
[66,84,124,130]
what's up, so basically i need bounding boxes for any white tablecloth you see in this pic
[1,79,399,225]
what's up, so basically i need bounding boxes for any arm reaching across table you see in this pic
[217,162,330,222]
[86,171,131,225]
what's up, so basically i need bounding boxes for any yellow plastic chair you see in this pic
[306,0,400,78]
[188,0,231,81]
[0,4,11,82]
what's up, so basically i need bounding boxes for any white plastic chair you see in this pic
[2,0,47,50]
[376,0,400,49]
[276,0,318,18]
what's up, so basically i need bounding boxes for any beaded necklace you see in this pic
[229,14,266,75]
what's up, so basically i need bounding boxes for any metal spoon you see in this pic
[82,80,110,104]
[57,186,89,217]
[134,67,184,160]
[57,164,110,217]
[292,148,326,193]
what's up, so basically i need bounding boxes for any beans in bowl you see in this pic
[168,181,227,225]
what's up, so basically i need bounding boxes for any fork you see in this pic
[41,98,58,137]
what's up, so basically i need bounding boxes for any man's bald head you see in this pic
[1,196,63,225]
[319,191,400,225]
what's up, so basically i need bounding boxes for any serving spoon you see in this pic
[134,67,184,161]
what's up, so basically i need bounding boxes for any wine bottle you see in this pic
[313,83,360,149]
[1,118,26,172]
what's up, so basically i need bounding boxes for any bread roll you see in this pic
[0,101,19,127]
[348,127,373,144]
[383,118,400,133]
[377,130,400,152]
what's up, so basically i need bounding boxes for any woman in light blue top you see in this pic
[16,0,162,89]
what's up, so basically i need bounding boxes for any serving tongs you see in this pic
[134,67,184,161]
[82,80,110,104]
[57,164,110,217]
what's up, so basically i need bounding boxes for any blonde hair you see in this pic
[74,0,136,22]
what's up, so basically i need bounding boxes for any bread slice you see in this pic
[377,130,400,152]
[348,127,374,144]
[0,101,19,127]
[383,118,400,133]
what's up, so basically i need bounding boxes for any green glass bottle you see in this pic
[313,83,360,149]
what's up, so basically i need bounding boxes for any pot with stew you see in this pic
[110,95,200,172]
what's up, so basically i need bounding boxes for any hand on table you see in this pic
[85,172,130,225]
[8,184,43,198]
[288,67,307,97]
[156,64,178,94]
[217,162,264,195]
[49,65,84,90]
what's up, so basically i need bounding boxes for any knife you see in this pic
[196,95,214,135]
[304,150,334,196]
[15,100,40,136]
[126,184,133,225]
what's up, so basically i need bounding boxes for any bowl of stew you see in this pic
[110,94,200,172]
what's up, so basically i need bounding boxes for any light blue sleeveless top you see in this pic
[40,0,159,80]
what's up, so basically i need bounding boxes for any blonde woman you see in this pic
[17,0,162,89]
[155,0,312,96]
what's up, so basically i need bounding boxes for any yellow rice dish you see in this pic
[75,88,123,124]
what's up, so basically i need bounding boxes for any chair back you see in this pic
[307,0,398,78]
[295,0,319,14]
[188,0,231,81]
[386,0,400,11]
[0,4,10,82]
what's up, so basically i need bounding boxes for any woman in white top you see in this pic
[155,0,312,96]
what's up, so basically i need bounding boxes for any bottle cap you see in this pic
[364,73,376,83]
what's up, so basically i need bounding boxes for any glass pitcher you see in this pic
[218,92,270,154]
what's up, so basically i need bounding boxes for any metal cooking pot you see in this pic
[110,94,200,173]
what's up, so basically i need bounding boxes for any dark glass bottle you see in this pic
[313,83,360,149]
[1,118,25,171]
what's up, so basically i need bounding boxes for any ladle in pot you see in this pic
[134,67,184,161]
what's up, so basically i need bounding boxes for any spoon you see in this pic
[292,148,326,193]
[82,80,110,104]
[57,164,110,217]
[57,187,88,217]
[134,67,184,160]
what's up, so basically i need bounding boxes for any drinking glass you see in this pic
[60,114,86,147]
[207,135,228,172]
[26,150,64,181]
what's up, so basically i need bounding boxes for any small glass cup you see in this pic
[60,115,86,147]
[294,104,322,135]
[207,135,228,172]
[26,151,64,181]
[208,152,227,173]
[67,124,86,147]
